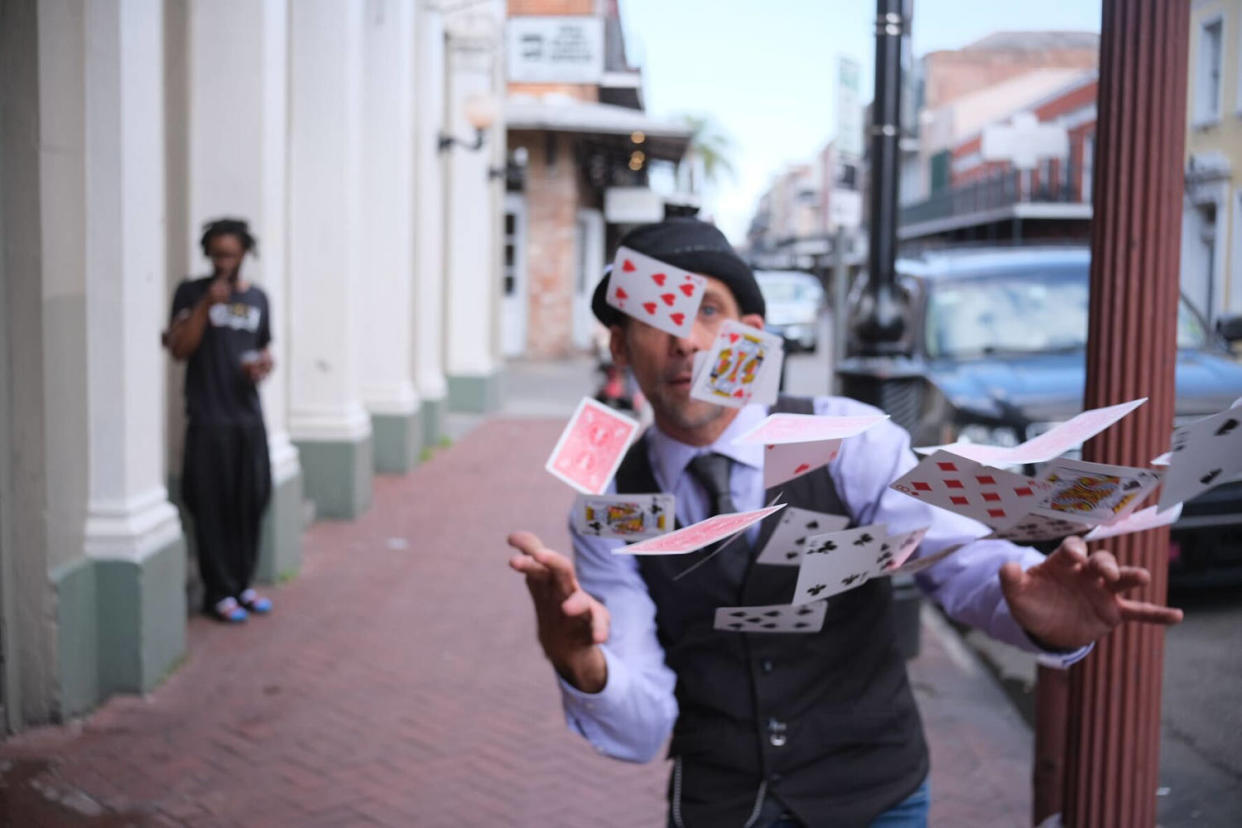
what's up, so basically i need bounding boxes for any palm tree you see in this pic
[681,115,736,194]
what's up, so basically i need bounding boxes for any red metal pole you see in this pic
[1061,1,1190,825]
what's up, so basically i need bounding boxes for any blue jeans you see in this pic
[669,778,931,827]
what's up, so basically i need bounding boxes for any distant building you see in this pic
[1182,0,1242,326]
[503,0,692,358]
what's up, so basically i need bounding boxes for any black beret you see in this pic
[591,217,765,327]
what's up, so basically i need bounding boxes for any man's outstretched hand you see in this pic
[999,536,1183,652]
[508,531,610,693]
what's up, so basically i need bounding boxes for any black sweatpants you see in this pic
[182,422,272,609]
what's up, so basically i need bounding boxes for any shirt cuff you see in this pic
[558,646,631,732]
[992,596,1093,669]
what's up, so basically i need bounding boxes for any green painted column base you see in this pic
[51,534,187,719]
[421,396,446,448]
[257,466,303,584]
[371,409,423,474]
[293,433,373,519]
[447,368,503,414]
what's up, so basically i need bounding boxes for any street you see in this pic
[782,310,1242,827]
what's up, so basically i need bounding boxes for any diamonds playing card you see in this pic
[762,439,842,489]
[1156,406,1242,513]
[571,493,675,540]
[545,398,640,495]
[606,246,708,338]
[890,451,1050,529]
[1030,458,1162,525]
[689,320,784,409]
[755,507,851,566]
[713,600,829,633]
[617,504,786,555]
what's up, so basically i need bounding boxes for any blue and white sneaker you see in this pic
[238,589,272,615]
[212,597,248,623]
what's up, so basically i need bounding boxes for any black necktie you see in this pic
[687,452,737,517]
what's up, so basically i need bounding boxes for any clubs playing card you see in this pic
[762,439,842,489]
[571,493,675,540]
[606,246,707,338]
[914,399,1146,465]
[1031,458,1162,525]
[791,525,887,604]
[734,412,889,446]
[755,507,851,566]
[877,526,930,571]
[545,398,640,495]
[1157,406,1242,512]
[690,320,784,409]
[617,504,786,555]
[986,512,1092,544]
[713,599,829,633]
[890,451,1050,529]
[1084,503,1182,542]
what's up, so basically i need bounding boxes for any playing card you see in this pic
[1083,503,1182,542]
[890,451,1051,529]
[571,493,675,540]
[713,599,828,633]
[986,512,1092,543]
[762,439,842,489]
[545,398,640,495]
[606,246,707,338]
[914,399,1147,465]
[791,525,887,604]
[1030,458,1163,525]
[690,320,784,409]
[617,504,786,555]
[755,507,851,566]
[734,412,889,446]
[1157,406,1242,512]
[876,526,930,571]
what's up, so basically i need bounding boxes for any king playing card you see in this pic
[571,494,674,540]
[690,320,784,409]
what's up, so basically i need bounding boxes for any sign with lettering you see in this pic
[507,17,604,84]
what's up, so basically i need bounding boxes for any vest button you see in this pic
[767,718,787,747]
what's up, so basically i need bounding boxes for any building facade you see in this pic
[0,0,506,732]
[1182,0,1242,327]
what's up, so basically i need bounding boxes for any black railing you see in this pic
[899,160,1083,228]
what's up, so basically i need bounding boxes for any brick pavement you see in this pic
[1,416,1034,827]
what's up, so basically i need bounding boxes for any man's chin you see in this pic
[656,393,727,432]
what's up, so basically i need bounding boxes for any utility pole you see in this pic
[1046,1,1191,825]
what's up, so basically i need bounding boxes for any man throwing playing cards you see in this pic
[508,217,1181,827]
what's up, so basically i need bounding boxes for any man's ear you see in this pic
[608,324,629,368]
[740,313,765,331]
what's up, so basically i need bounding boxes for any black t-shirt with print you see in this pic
[170,277,271,426]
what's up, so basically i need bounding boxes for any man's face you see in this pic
[207,233,245,281]
[610,276,765,442]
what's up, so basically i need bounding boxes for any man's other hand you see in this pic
[508,531,609,693]
[999,535,1183,652]
[206,275,231,305]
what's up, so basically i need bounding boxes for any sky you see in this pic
[619,0,1102,243]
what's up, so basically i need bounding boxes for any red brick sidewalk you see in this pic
[0,418,1033,827]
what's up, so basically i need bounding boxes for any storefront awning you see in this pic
[505,94,692,162]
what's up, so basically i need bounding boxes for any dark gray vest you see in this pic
[614,396,928,827]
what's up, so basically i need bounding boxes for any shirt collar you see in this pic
[646,403,768,490]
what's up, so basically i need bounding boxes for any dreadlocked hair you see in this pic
[200,217,259,258]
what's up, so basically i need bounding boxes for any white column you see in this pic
[413,2,448,434]
[287,0,372,517]
[361,0,421,469]
[186,0,299,485]
[82,0,181,560]
[442,8,504,412]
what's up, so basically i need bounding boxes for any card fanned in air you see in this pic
[790,524,929,604]
[618,504,785,555]
[1030,457,1162,526]
[763,440,842,489]
[914,398,1146,465]
[606,246,707,338]
[734,412,889,446]
[713,600,829,634]
[545,398,640,495]
[755,507,851,566]
[890,451,1050,530]
[1156,406,1242,513]
[689,320,784,409]
[571,493,674,540]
